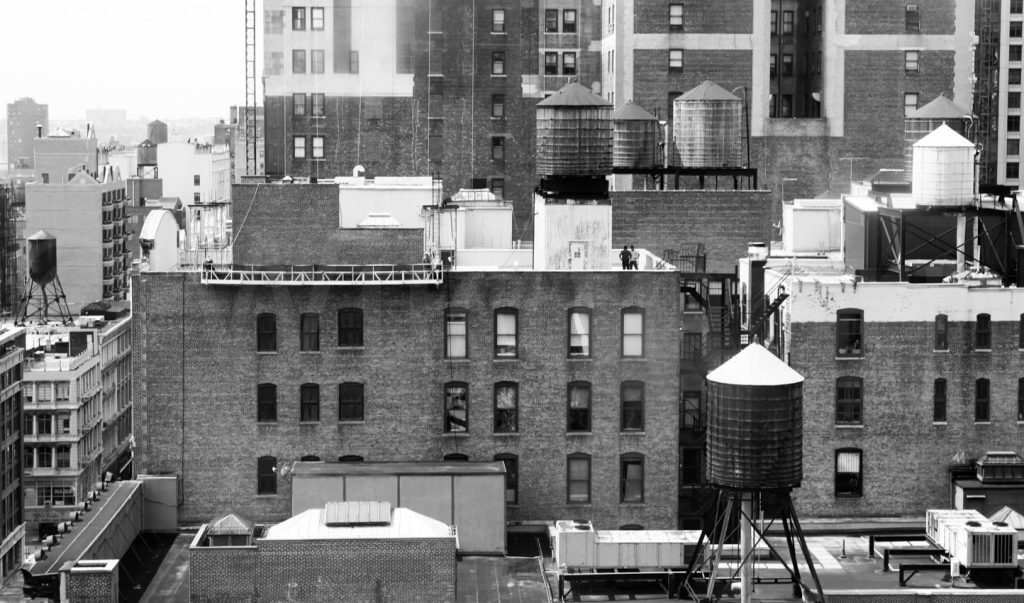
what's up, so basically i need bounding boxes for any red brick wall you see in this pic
[133,270,680,529]
[611,190,771,273]
[632,50,753,124]
[64,568,118,603]
[791,319,1024,517]
[231,184,424,265]
[634,0,752,34]
[845,0,956,35]
[189,545,258,600]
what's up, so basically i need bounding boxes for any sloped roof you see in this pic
[27,230,55,242]
[148,119,166,126]
[208,511,254,536]
[909,95,974,120]
[678,80,740,102]
[990,506,1024,530]
[537,82,610,107]
[613,101,658,121]
[263,505,452,540]
[913,123,974,148]
[706,343,805,386]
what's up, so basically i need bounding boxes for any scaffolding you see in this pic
[975,0,1000,186]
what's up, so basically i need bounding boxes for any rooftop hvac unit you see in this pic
[926,509,1018,569]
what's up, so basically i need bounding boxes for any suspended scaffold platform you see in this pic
[201,263,444,286]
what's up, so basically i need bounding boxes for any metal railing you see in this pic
[201,263,444,286]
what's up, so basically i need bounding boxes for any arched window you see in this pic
[835,377,863,425]
[934,314,948,350]
[300,383,320,422]
[567,453,591,504]
[836,309,863,357]
[257,384,277,423]
[620,381,644,431]
[444,382,468,433]
[256,313,277,352]
[976,378,990,422]
[620,453,644,503]
[338,455,364,462]
[300,455,321,461]
[567,382,591,432]
[338,383,364,422]
[443,453,469,461]
[976,314,991,350]
[493,382,518,433]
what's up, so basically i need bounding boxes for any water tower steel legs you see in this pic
[740,492,753,603]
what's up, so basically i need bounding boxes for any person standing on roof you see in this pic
[619,245,631,270]
[629,245,639,270]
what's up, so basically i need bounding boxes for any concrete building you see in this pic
[0,327,25,585]
[155,141,231,262]
[21,310,132,536]
[979,0,1024,188]
[24,165,130,312]
[32,128,99,185]
[6,98,48,170]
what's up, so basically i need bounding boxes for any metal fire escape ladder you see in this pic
[244,0,258,176]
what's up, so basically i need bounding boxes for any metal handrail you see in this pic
[201,263,444,286]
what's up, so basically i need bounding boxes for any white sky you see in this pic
[0,1,253,119]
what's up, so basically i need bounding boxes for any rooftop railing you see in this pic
[201,263,444,286]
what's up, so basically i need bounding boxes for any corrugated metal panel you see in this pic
[324,501,392,526]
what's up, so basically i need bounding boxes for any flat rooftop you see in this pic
[291,460,505,477]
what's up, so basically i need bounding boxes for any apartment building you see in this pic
[6,98,47,170]
[0,327,25,584]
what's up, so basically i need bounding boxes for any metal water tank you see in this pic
[673,80,744,168]
[912,123,974,207]
[27,231,58,285]
[904,95,973,180]
[137,139,158,167]
[613,101,659,169]
[147,120,168,145]
[536,82,612,177]
[705,343,804,490]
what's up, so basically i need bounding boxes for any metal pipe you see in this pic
[741,493,753,603]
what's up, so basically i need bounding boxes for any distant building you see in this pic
[0,327,25,585]
[156,141,231,259]
[21,310,132,536]
[24,165,130,312]
[229,105,264,182]
[7,98,48,170]
[977,0,1024,188]
[32,128,98,184]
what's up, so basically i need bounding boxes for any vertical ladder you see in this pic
[245,0,258,176]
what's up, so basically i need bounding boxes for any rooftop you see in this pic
[262,505,453,541]
[291,460,506,478]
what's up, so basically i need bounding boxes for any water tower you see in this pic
[17,231,72,325]
[681,343,825,603]
[903,95,973,181]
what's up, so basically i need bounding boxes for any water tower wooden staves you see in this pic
[681,343,826,603]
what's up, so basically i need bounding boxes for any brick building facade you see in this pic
[132,268,680,529]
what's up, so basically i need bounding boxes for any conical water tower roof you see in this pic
[678,80,740,102]
[613,101,658,121]
[913,123,974,148]
[148,119,166,126]
[27,230,55,242]
[537,82,610,107]
[706,343,804,386]
[908,94,974,120]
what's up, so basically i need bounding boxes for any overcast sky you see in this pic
[0,1,252,119]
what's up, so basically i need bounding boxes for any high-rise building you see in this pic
[978,0,1024,189]
[0,327,26,584]
[6,98,48,170]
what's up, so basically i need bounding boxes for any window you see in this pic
[490,178,505,198]
[782,54,793,76]
[257,456,277,494]
[492,9,505,32]
[339,382,364,422]
[494,309,517,357]
[444,382,468,433]
[905,4,920,32]
[445,308,468,358]
[544,52,558,75]
[974,378,991,422]
[300,455,321,462]
[311,49,325,74]
[193,192,201,203]
[311,6,324,29]
[669,49,683,71]
[300,312,320,351]
[491,94,505,118]
[933,379,947,422]
[350,50,360,73]
[836,309,863,357]
[781,95,792,117]
[444,453,469,461]
[682,391,701,429]
[292,7,306,30]
[1014,22,1024,38]
[36,414,52,435]
[904,93,919,118]
[905,50,919,72]
[492,52,505,75]
[339,455,364,462]
[835,449,862,497]
[567,382,591,432]
[976,313,991,350]
[836,377,863,425]
[293,93,306,116]
[300,383,320,422]
[491,136,505,161]
[562,52,576,76]
[568,309,591,357]
[311,136,324,159]
[563,9,577,32]
[292,49,306,73]
[22,414,31,436]
[681,448,703,484]
[567,453,591,503]
[1014,0,1023,12]
[311,93,325,117]
[934,314,948,350]
[1009,163,1020,179]
[293,136,306,159]
[620,454,644,503]
[1010,116,1021,133]
[257,384,277,423]
[771,10,777,35]
[770,54,777,78]
[338,308,363,347]
[545,9,558,32]
[622,308,644,357]
[621,381,644,431]
[670,3,684,30]
[37,447,52,468]
[493,382,518,433]
[256,313,277,352]
[1018,378,1024,421]
[782,10,793,34]
[495,454,518,504]
[1012,69,1023,85]
[193,174,201,186]
[1012,46,1022,62]
[56,446,70,469]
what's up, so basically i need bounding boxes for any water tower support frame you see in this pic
[680,488,826,603]
[16,275,72,326]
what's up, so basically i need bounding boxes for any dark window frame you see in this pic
[836,376,863,425]
[621,307,645,357]
[567,381,591,432]
[258,456,277,494]
[835,448,863,498]
[836,309,863,357]
[782,10,794,34]
[669,48,683,71]
[338,308,364,347]
[934,314,948,350]
[1018,378,1024,421]
[905,50,920,73]
[976,378,991,422]
[292,49,307,74]
[905,4,920,33]
[545,9,559,32]
[682,390,702,430]
[544,52,558,75]
[493,382,518,433]
[620,453,644,503]
[563,9,577,32]
[300,383,320,423]
[293,92,307,117]
[256,313,277,352]
[562,52,576,76]
[491,94,505,118]
[934,378,947,423]
[257,383,277,423]
[494,308,518,358]
[621,381,645,432]
[567,453,591,504]
[445,308,468,358]
[300,312,320,352]
[444,381,469,433]
[492,51,505,75]
[292,6,306,30]
[670,3,684,31]
[568,308,592,358]
[491,8,505,33]
[339,382,364,422]
[976,313,991,350]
